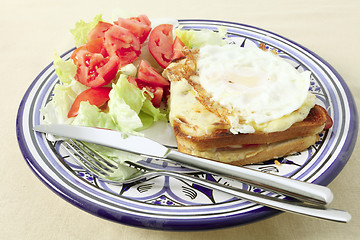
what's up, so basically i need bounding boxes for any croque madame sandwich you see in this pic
[163,43,332,166]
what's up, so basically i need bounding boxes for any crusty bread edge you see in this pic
[177,134,320,166]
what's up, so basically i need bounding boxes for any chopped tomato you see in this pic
[130,14,151,27]
[147,85,163,108]
[85,38,108,56]
[128,76,164,108]
[71,47,119,88]
[114,15,151,44]
[104,25,141,67]
[137,60,169,86]
[148,24,174,68]
[71,38,108,64]
[172,36,185,60]
[70,46,86,65]
[87,21,113,42]
[127,76,139,88]
[68,87,112,118]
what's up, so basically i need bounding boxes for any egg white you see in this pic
[196,44,313,134]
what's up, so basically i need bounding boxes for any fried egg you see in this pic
[196,44,314,134]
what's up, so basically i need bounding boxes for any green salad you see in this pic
[41,13,227,180]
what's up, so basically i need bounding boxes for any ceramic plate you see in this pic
[17,19,358,230]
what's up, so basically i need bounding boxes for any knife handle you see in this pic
[162,172,350,223]
[165,149,333,205]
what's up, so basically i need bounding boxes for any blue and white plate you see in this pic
[16,20,358,230]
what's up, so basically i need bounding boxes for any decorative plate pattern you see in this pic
[16,19,358,230]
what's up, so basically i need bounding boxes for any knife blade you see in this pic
[34,124,170,157]
[33,124,334,206]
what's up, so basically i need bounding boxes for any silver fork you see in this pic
[62,139,351,223]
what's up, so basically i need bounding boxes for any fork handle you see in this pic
[161,171,350,223]
[165,150,333,206]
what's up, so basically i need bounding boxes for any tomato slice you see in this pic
[127,76,139,88]
[104,25,141,67]
[87,21,113,42]
[68,87,112,118]
[130,15,151,27]
[172,36,185,60]
[148,24,174,68]
[86,37,108,56]
[71,38,108,65]
[128,76,163,108]
[114,15,151,44]
[137,60,170,86]
[72,47,119,88]
[70,46,86,65]
[150,86,164,108]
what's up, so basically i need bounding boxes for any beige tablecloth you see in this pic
[2,0,359,239]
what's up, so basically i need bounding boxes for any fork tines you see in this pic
[63,139,118,177]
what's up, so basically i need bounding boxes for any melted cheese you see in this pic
[169,79,226,136]
[169,78,316,135]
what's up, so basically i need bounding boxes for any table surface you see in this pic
[3,0,360,239]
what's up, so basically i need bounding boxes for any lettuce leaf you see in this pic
[40,54,88,124]
[137,100,168,131]
[105,75,144,133]
[175,26,227,49]
[71,102,118,129]
[53,52,78,84]
[70,14,103,47]
[110,74,145,115]
[141,98,167,122]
